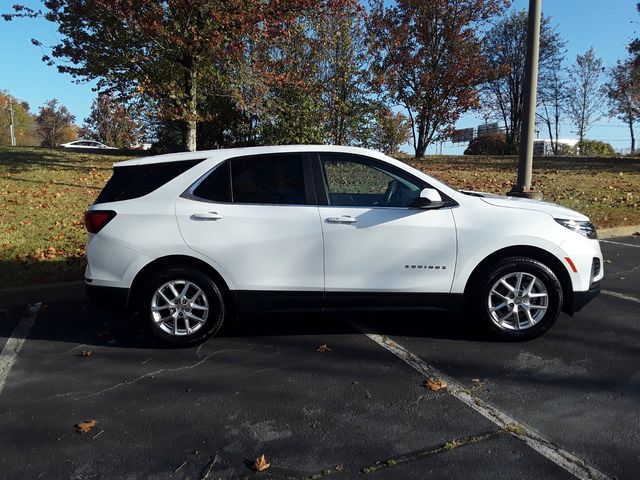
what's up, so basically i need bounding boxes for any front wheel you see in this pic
[141,267,226,345]
[477,257,563,340]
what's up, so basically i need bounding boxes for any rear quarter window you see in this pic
[95,159,204,204]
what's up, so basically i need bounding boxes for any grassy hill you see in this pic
[1,147,638,288]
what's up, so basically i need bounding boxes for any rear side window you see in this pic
[192,161,231,202]
[95,159,204,204]
[231,154,306,205]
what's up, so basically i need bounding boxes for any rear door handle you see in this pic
[190,212,224,221]
[326,215,357,224]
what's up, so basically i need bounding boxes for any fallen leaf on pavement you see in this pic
[253,454,270,472]
[423,379,447,391]
[75,420,97,433]
[316,344,332,352]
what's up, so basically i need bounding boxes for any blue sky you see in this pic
[0,0,637,153]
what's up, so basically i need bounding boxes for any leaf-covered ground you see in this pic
[1,147,638,288]
[0,147,142,288]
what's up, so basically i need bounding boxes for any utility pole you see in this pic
[508,0,543,200]
[6,98,16,147]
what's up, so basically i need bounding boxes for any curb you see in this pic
[598,225,640,239]
[0,280,85,309]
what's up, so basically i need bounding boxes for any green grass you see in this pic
[1,147,639,288]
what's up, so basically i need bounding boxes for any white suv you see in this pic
[84,146,603,344]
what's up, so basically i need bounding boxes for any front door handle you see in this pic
[326,215,357,224]
[190,212,224,221]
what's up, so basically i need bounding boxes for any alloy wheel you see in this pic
[487,271,549,331]
[150,280,209,336]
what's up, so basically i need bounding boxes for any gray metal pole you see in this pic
[508,0,542,200]
[8,98,16,147]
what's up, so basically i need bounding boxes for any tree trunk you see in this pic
[414,118,426,158]
[184,62,197,152]
[630,121,636,154]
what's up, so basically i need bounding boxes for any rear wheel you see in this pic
[141,267,225,345]
[476,257,562,340]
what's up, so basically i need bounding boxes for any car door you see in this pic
[175,153,324,311]
[315,152,457,308]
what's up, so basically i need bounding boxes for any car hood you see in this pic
[461,191,589,221]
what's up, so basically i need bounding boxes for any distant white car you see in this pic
[60,140,117,149]
[84,145,603,345]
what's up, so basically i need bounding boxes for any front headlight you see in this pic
[555,218,597,239]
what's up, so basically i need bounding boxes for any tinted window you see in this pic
[230,154,306,205]
[192,161,231,202]
[322,154,422,208]
[95,159,204,204]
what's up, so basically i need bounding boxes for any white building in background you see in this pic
[533,139,578,156]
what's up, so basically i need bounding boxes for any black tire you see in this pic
[140,266,225,345]
[474,256,563,341]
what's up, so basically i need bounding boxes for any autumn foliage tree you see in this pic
[368,0,508,158]
[35,99,76,147]
[4,0,318,152]
[370,108,412,155]
[80,94,143,149]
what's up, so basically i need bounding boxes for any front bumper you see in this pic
[85,282,129,312]
[569,282,600,314]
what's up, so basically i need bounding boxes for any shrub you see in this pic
[576,139,616,157]
[555,142,577,156]
[464,132,517,155]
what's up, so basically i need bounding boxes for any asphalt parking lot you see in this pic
[0,236,638,480]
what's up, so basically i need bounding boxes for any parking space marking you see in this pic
[600,239,640,248]
[602,290,640,304]
[348,318,611,480]
[0,303,41,396]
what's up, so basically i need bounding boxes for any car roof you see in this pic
[113,145,390,167]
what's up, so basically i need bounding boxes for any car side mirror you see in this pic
[410,188,445,209]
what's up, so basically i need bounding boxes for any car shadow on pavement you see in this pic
[4,299,497,350]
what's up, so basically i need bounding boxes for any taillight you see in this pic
[84,210,116,234]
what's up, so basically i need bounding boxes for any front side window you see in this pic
[321,155,423,208]
[231,154,307,205]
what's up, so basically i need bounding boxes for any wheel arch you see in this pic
[463,245,574,314]
[127,254,233,312]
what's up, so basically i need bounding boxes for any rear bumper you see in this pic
[85,283,129,312]
[570,282,600,314]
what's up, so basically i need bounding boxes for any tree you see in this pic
[369,0,507,159]
[370,108,412,155]
[4,0,315,152]
[81,94,143,149]
[316,1,372,146]
[0,91,39,146]
[566,48,604,144]
[537,62,569,155]
[481,10,566,147]
[605,59,640,154]
[35,99,76,147]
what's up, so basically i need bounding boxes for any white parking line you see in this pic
[0,303,41,396]
[602,290,640,304]
[600,239,640,248]
[348,318,611,480]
